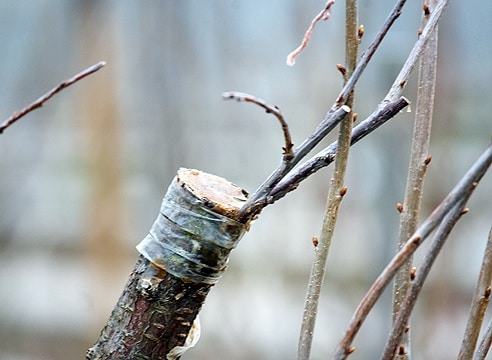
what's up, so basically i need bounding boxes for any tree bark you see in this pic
[87,169,249,359]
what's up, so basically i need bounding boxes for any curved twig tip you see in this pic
[286,0,335,66]
[222,91,294,162]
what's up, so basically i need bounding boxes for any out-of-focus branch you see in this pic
[458,227,492,359]
[222,91,294,161]
[476,309,492,360]
[392,2,439,358]
[0,61,106,134]
[382,203,468,360]
[332,144,492,360]
[384,0,448,102]
[286,0,335,66]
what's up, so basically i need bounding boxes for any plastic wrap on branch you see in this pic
[88,168,250,360]
[137,170,247,284]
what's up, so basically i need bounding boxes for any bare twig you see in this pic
[286,0,335,66]
[382,203,468,360]
[392,2,439,357]
[222,91,294,161]
[0,61,106,134]
[269,97,410,202]
[297,1,359,357]
[476,309,492,360]
[267,0,448,209]
[458,227,492,359]
[238,105,351,221]
[239,0,408,221]
[332,144,492,359]
[385,0,448,102]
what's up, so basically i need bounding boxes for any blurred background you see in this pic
[0,1,491,359]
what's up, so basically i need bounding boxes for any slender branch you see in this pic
[239,0,408,221]
[269,97,410,202]
[392,2,439,358]
[286,0,335,66]
[238,105,351,221]
[0,61,106,134]
[384,0,448,102]
[476,309,492,360]
[382,203,468,360]
[297,1,359,357]
[266,0,448,209]
[222,91,294,161]
[332,144,492,359]
[458,227,492,359]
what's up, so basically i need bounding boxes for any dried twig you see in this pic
[458,227,492,359]
[332,144,492,359]
[382,203,468,360]
[286,0,335,66]
[0,61,106,134]
[222,91,294,161]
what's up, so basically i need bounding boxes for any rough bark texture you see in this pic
[87,169,249,359]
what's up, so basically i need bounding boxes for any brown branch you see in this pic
[332,144,492,359]
[392,2,440,357]
[269,96,410,203]
[458,227,492,359]
[0,61,106,134]
[382,202,467,360]
[238,0,408,222]
[476,311,492,360]
[286,0,335,66]
[222,91,294,161]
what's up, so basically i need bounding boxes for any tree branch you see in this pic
[0,61,106,134]
[238,0,409,221]
[332,144,492,359]
[458,227,492,359]
[392,2,440,358]
[382,203,468,360]
[476,310,492,360]
[269,96,409,203]
[297,0,359,357]
[286,0,336,66]
[222,91,294,161]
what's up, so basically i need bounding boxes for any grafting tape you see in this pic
[137,178,246,284]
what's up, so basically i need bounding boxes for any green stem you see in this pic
[297,1,358,359]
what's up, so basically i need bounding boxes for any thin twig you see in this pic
[458,227,492,359]
[267,0,447,208]
[238,105,351,221]
[392,2,439,357]
[381,203,468,360]
[239,0,408,221]
[286,0,335,66]
[0,61,106,134]
[297,1,359,357]
[222,91,294,161]
[332,144,492,359]
[384,0,448,102]
[269,97,410,202]
[476,304,492,360]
